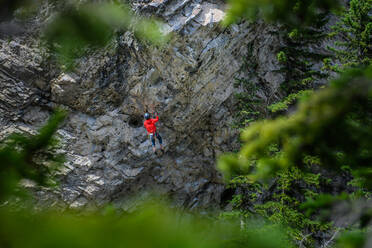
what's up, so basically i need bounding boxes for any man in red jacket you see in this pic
[144,112,164,153]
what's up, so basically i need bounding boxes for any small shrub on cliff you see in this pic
[288,29,299,41]
[268,90,313,113]
[276,51,287,63]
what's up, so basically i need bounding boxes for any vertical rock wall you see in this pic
[0,0,287,209]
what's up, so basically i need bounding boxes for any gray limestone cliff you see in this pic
[0,0,309,209]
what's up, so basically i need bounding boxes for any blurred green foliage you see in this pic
[0,109,66,201]
[1,1,371,247]
[0,0,33,20]
[223,0,341,27]
[335,230,367,248]
[43,2,167,70]
[2,0,167,70]
[0,202,227,248]
[223,1,372,247]
[0,199,293,248]
[219,67,372,247]
[218,67,372,183]
[300,193,349,217]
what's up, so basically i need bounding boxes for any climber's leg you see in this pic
[149,133,156,153]
[155,132,163,145]
[156,132,164,151]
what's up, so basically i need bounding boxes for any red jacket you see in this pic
[144,116,159,134]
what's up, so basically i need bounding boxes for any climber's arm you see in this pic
[152,115,159,123]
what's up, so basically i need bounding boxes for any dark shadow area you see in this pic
[129,115,143,128]
[220,187,235,207]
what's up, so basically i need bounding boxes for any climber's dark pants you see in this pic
[149,132,162,147]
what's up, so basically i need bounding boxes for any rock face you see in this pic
[0,0,288,209]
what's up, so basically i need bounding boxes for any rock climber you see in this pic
[144,112,164,154]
